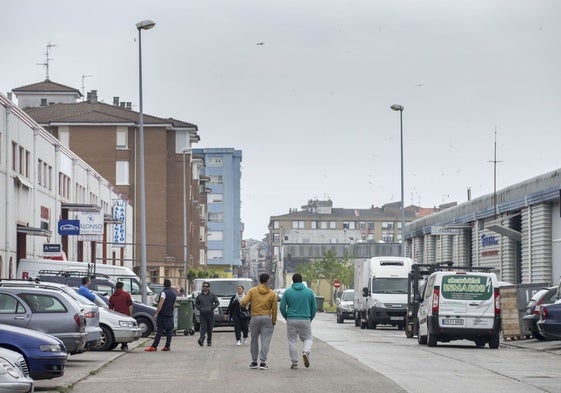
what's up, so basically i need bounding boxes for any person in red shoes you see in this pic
[109,281,133,350]
[145,279,177,352]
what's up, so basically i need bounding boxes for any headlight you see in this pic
[0,357,22,379]
[119,320,136,327]
[371,299,386,308]
[40,344,64,352]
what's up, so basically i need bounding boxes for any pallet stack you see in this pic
[499,286,530,340]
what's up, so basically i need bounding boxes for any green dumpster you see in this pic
[177,298,195,335]
[315,296,325,312]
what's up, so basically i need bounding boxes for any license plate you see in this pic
[390,316,403,321]
[442,318,464,326]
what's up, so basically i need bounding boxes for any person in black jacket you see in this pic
[145,279,177,352]
[226,285,250,346]
[195,281,220,346]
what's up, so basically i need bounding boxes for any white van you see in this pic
[417,271,501,348]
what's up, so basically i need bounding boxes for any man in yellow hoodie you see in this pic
[240,273,277,370]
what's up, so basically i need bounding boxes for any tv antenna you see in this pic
[489,127,502,219]
[81,74,93,101]
[36,42,56,80]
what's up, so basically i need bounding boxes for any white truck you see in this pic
[16,258,155,304]
[354,256,414,330]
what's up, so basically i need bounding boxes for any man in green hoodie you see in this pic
[280,273,317,369]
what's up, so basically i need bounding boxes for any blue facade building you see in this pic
[193,148,242,276]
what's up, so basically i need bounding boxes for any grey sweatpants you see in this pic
[249,315,275,363]
[286,319,313,364]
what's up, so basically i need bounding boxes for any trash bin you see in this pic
[315,296,325,312]
[177,298,195,336]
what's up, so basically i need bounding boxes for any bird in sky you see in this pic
[256,42,264,45]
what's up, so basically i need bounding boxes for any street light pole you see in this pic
[182,148,191,293]
[391,104,405,257]
[136,19,155,304]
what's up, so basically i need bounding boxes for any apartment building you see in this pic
[192,148,242,277]
[13,80,204,287]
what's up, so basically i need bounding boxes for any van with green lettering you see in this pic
[417,271,501,348]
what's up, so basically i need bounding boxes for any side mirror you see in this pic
[362,287,369,297]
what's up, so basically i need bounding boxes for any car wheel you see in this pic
[92,325,114,351]
[136,317,153,337]
[417,323,427,345]
[336,313,343,324]
[488,334,500,349]
[475,339,486,347]
[532,331,546,341]
[109,342,118,350]
[354,313,361,327]
[427,328,437,347]
[367,318,377,330]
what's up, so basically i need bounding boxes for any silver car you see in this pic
[0,287,88,354]
[0,347,34,393]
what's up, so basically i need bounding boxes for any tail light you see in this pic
[534,298,545,315]
[84,311,97,319]
[431,286,440,314]
[73,314,83,328]
[494,288,500,316]
[542,307,549,320]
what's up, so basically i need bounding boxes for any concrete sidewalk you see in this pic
[35,321,407,393]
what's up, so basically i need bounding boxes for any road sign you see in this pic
[333,279,341,288]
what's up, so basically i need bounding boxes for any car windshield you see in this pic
[341,291,354,301]
[372,278,408,294]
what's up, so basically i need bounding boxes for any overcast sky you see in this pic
[2,1,561,239]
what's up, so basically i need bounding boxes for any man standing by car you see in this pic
[241,273,277,370]
[145,279,177,352]
[280,273,317,369]
[78,276,96,302]
[109,281,133,351]
[195,281,219,347]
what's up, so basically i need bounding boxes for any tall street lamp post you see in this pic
[136,19,155,304]
[391,104,405,257]
[182,148,191,293]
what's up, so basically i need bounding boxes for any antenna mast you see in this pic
[36,43,56,80]
[489,128,502,219]
[81,74,93,101]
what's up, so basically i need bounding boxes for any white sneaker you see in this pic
[243,338,248,345]
[236,340,241,346]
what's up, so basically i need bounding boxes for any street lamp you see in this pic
[136,19,155,304]
[182,148,191,294]
[390,104,405,257]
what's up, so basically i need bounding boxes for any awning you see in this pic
[61,203,101,212]
[17,225,52,237]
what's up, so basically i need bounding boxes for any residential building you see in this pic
[0,92,133,275]
[192,148,242,277]
[13,80,204,288]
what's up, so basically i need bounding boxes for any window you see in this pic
[208,250,223,259]
[320,221,328,229]
[208,212,223,222]
[208,156,223,166]
[292,221,304,229]
[11,142,17,171]
[209,175,223,184]
[116,127,128,149]
[359,221,366,229]
[273,233,279,242]
[19,293,67,313]
[367,222,374,230]
[38,159,43,185]
[382,233,394,242]
[208,193,223,203]
[382,221,394,229]
[208,230,223,241]
[273,221,279,229]
[41,98,47,106]
[329,221,336,229]
[343,221,356,230]
[116,161,129,185]
[311,221,317,229]
[0,294,25,314]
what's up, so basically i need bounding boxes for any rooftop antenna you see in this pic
[81,74,93,101]
[36,42,56,80]
[489,127,502,219]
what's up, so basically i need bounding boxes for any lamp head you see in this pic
[391,104,404,112]
[136,20,156,30]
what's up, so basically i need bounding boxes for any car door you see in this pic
[0,293,32,329]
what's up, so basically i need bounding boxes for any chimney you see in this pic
[7,92,12,101]
[126,102,132,110]
[88,90,98,103]
[113,96,119,106]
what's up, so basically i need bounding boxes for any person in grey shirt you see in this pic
[195,282,219,346]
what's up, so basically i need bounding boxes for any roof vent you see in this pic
[113,97,119,106]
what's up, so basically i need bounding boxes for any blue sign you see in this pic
[58,220,80,235]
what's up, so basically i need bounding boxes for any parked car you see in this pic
[81,291,142,351]
[96,293,157,337]
[0,347,34,393]
[0,279,102,349]
[336,289,355,323]
[522,286,559,340]
[537,302,561,340]
[0,323,66,380]
[0,287,88,354]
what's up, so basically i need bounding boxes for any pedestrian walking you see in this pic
[145,279,177,352]
[77,276,96,302]
[240,273,277,370]
[109,281,134,350]
[195,281,219,347]
[226,285,250,346]
[279,273,317,369]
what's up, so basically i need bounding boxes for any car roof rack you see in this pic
[37,269,112,280]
